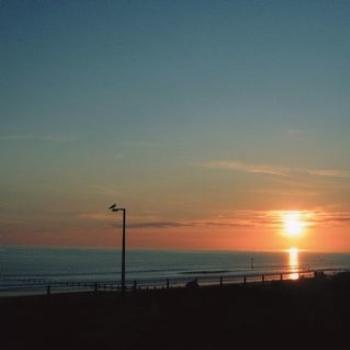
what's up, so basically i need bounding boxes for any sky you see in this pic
[1,0,350,251]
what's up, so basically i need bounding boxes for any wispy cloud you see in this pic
[309,211,350,225]
[129,220,255,229]
[78,210,268,229]
[129,221,193,229]
[253,188,319,197]
[304,169,350,178]
[202,161,287,176]
[201,161,350,179]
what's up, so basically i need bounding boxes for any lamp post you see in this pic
[109,204,126,295]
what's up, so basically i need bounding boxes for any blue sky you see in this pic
[1,0,350,250]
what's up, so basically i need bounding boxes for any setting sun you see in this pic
[283,211,305,238]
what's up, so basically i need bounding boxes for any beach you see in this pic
[2,272,350,350]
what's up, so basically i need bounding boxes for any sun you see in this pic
[282,211,305,238]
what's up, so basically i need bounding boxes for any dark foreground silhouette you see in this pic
[2,273,350,350]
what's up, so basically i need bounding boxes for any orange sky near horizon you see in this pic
[3,209,350,252]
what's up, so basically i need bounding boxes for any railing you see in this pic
[0,268,346,297]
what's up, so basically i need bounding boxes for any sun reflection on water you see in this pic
[288,247,299,280]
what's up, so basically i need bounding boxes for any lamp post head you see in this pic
[109,203,125,213]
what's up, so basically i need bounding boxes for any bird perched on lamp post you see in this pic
[109,203,127,295]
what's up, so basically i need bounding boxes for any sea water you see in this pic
[1,247,350,295]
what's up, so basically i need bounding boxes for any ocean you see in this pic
[1,247,350,295]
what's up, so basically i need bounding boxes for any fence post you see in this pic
[243,276,247,285]
[220,276,223,286]
[47,285,51,296]
[262,274,265,283]
[94,283,98,294]
[133,280,137,292]
[280,273,283,281]
[166,279,170,289]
